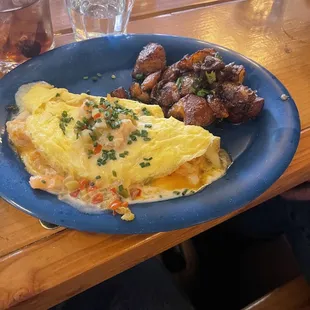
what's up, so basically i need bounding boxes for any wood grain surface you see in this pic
[243,276,310,310]
[51,0,234,34]
[1,0,310,308]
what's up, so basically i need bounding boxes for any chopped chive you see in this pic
[142,107,152,116]
[139,162,151,168]
[182,189,188,196]
[130,135,137,141]
[56,93,60,97]
[190,190,195,194]
[112,170,117,177]
[118,185,129,198]
[89,132,97,141]
[135,73,144,80]
[140,130,148,137]
[144,124,152,128]
[119,153,125,158]
[86,90,91,95]
[111,74,116,79]
[108,135,114,141]
[83,76,89,80]
[100,97,105,104]
[41,180,46,184]
[127,140,132,145]
[176,77,183,89]
[124,151,129,155]
[132,130,141,136]
[143,157,152,161]
[95,175,101,179]
[159,195,163,198]
[143,137,151,141]
[173,191,180,195]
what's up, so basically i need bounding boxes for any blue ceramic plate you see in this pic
[0,34,300,233]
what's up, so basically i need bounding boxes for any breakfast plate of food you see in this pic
[0,34,300,233]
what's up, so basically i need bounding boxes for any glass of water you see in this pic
[66,0,135,41]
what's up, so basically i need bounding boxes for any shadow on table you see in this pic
[51,258,194,310]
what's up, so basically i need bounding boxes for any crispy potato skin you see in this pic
[169,94,215,127]
[110,87,129,99]
[132,43,166,78]
[129,82,151,103]
[127,43,264,126]
[141,71,162,92]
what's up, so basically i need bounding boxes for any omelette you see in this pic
[6,82,231,221]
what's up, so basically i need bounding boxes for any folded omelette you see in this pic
[6,82,230,221]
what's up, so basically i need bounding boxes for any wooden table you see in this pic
[1,0,310,308]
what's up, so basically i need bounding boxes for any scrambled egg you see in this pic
[6,82,230,221]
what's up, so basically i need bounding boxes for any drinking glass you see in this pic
[65,0,135,41]
[0,0,54,75]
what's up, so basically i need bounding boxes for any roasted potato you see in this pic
[132,43,166,78]
[151,82,180,107]
[129,82,150,103]
[110,87,129,99]
[141,71,162,92]
[206,96,229,119]
[169,94,215,126]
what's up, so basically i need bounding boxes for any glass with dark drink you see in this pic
[0,0,54,75]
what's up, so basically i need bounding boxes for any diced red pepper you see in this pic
[70,189,80,198]
[122,201,129,208]
[91,193,104,204]
[93,144,102,154]
[79,179,89,190]
[109,200,122,210]
[130,188,142,200]
[110,187,117,194]
[93,113,101,120]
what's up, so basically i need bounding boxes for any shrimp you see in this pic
[29,175,64,192]
[6,119,32,149]
[79,99,93,118]
[112,119,137,149]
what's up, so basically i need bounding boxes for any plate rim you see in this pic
[0,33,301,233]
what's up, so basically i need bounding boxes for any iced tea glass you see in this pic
[0,0,54,75]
